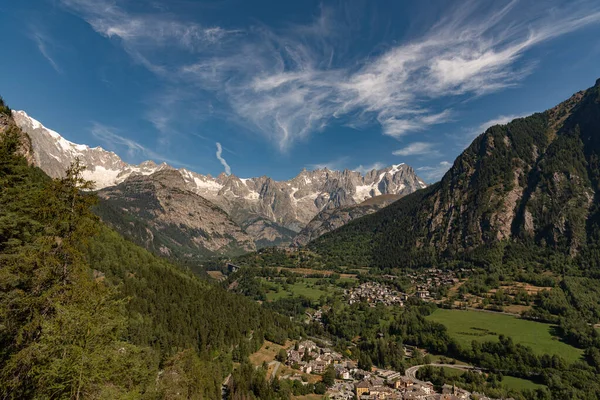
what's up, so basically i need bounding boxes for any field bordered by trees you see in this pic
[426,309,583,363]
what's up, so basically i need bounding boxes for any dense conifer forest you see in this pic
[0,99,296,398]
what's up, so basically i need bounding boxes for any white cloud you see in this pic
[91,123,147,157]
[478,114,527,132]
[63,0,600,151]
[60,0,237,74]
[215,142,231,175]
[393,142,439,157]
[30,29,62,74]
[456,113,530,146]
[186,1,600,150]
[353,162,386,174]
[417,161,452,182]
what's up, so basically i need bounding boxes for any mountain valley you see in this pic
[13,110,427,257]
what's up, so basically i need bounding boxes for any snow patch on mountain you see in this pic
[14,109,428,241]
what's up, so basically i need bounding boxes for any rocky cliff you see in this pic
[292,194,402,246]
[94,169,256,260]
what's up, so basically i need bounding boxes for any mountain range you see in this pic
[309,78,600,269]
[12,110,426,259]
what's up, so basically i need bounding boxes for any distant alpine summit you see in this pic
[13,110,427,252]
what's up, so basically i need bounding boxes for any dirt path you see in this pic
[268,361,281,380]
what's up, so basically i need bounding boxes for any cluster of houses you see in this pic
[284,340,508,400]
[328,368,463,400]
[343,369,505,400]
[345,282,406,306]
[286,340,343,374]
[408,269,461,289]
[405,268,465,300]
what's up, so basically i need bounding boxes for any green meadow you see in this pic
[427,309,583,363]
[263,278,332,301]
[501,376,546,391]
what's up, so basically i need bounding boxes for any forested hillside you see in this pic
[310,79,600,271]
[0,98,295,399]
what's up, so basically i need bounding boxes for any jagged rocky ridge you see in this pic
[12,109,427,251]
[309,79,600,268]
[178,163,426,243]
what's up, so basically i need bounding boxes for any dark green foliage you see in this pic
[88,227,294,356]
[312,288,600,399]
[0,120,295,398]
[0,140,157,398]
[0,96,11,117]
[228,362,286,400]
[416,366,551,400]
[309,81,600,272]
[322,364,335,387]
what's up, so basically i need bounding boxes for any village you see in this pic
[345,282,406,306]
[345,269,465,306]
[305,275,463,326]
[282,340,510,400]
[406,268,468,297]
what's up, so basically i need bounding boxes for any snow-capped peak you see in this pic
[12,109,427,232]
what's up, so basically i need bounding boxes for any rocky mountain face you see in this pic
[12,110,169,188]
[292,194,402,247]
[12,109,427,251]
[310,79,600,269]
[179,164,426,244]
[94,169,256,260]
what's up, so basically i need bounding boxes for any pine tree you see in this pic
[0,154,156,399]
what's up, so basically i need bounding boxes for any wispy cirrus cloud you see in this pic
[353,162,386,174]
[393,142,440,157]
[478,114,528,132]
[60,0,237,74]
[453,113,530,147]
[417,161,452,182]
[90,122,193,168]
[62,0,600,152]
[30,28,62,73]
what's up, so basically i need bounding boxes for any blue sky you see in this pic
[1,0,600,181]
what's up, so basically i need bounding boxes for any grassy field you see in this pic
[248,340,289,366]
[206,270,225,281]
[502,376,545,391]
[264,278,333,301]
[427,309,583,363]
[437,366,464,377]
[428,355,469,366]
